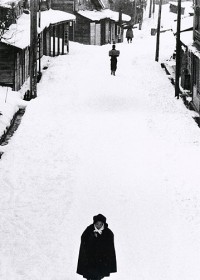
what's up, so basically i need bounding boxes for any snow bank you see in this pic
[0,87,27,141]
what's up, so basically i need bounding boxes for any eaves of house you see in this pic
[77,9,131,22]
[1,9,76,49]
[180,30,193,48]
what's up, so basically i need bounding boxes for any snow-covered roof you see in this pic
[180,30,193,46]
[0,0,21,8]
[78,9,131,22]
[1,9,76,49]
[188,44,200,59]
[39,9,76,31]
[172,15,193,33]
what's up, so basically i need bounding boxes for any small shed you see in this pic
[75,9,131,45]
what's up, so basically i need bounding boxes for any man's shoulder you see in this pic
[109,50,120,57]
[85,224,94,231]
[105,226,114,236]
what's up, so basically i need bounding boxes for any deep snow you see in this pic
[1,4,200,280]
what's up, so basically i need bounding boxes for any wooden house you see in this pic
[74,9,130,45]
[51,0,131,45]
[0,6,75,91]
[0,0,29,89]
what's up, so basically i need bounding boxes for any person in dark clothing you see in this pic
[77,214,117,280]
[126,27,134,43]
[109,45,120,76]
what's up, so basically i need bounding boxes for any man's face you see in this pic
[94,221,104,229]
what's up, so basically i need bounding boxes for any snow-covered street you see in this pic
[1,9,200,280]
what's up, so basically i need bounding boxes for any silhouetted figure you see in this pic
[126,27,134,43]
[109,45,120,76]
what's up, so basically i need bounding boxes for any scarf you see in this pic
[94,224,104,235]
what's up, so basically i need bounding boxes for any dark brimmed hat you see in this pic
[93,214,106,224]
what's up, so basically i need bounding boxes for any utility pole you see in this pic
[155,0,162,61]
[153,0,155,14]
[134,0,137,24]
[38,0,41,76]
[30,0,38,98]
[175,0,181,99]
[149,0,152,18]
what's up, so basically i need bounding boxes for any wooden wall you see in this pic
[14,47,29,91]
[51,0,74,13]
[74,15,90,44]
[0,43,30,90]
[43,23,68,56]
[0,44,15,87]
[75,15,116,45]
[101,19,111,45]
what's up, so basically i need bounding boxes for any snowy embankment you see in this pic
[1,4,200,280]
[0,87,27,150]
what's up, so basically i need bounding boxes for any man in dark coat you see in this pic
[77,214,117,280]
[109,44,120,76]
[126,27,134,43]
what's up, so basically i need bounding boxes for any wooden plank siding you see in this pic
[0,43,29,90]
[110,21,115,43]
[101,19,111,45]
[75,14,117,45]
[74,14,91,44]
[64,23,70,53]
[51,0,74,13]
[62,23,65,54]
[49,23,69,56]
[14,47,29,91]
[0,44,15,87]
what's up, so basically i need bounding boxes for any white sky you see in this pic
[1,2,200,280]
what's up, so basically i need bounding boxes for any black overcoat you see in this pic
[110,57,117,71]
[77,224,117,279]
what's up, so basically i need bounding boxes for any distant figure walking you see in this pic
[77,214,117,280]
[126,27,134,43]
[109,44,120,76]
